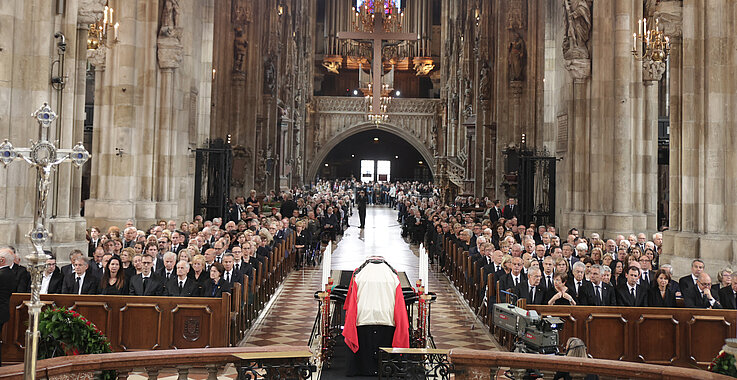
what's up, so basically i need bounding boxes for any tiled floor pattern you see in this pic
[126,206,499,378]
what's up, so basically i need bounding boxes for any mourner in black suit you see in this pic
[683,273,722,309]
[501,198,519,220]
[356,190,368,228]
[40,257,64,295]
[513,268,545,305]
[128,254,165,296]
[166,261,200,297]
[719,283,737,310]
[498,257,527,293]
[579,265,617,306]
[0,249,18,366]
[10,256,30,293]
[647,269,678,308]
[615,266,648,307]
[677,259,704,296]
[61,257,99,295]
[202,262,232,297]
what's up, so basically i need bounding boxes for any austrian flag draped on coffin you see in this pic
[342,261,410,352]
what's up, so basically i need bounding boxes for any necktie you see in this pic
[595,285,601,304]
[547,276,552,288]
[143,277,148,292]
[630,287,635,300]
[179,281,184,291]
[235,263,240,272]
[528,287,534,303]
[514,277,519,287]
[577,281,582,292]
[496,265,500,272]
[75,277,81,294]
[642,272,648,284]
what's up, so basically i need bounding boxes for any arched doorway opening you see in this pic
[308,125,434,182]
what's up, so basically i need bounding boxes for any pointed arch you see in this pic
[307,121,435,181]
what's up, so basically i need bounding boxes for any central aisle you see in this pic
[243,206,499,352]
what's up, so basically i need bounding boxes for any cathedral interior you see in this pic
[0,0,734,276]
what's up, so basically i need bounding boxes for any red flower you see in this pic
[85,321,92,326]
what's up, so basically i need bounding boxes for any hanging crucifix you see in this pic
[337,1,417,118]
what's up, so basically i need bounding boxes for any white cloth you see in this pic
[355,263,400,327]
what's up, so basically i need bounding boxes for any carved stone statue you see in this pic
[263,56,276,95]
[159,0,181,37]
[478,62,491,102]
[233,27,248,73]
[563,0,592,60]
[463,80,473,117]
[508,31,526,81]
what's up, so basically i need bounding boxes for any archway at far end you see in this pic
[307,122,435,182]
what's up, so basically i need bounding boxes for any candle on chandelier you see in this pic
[633,33,636,52]
[114,22,119,40]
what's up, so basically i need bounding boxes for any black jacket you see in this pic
[11,264,30,293]
[61,272,99,295]
[0,266,15,325]
[202,278,232,298]
[514,282,546,305]
[128,273,165,296]
[648,286,677,308]
[43,268,64,294]
[579,282,617,306]
[166,277,200,297]
[719,287,737,310]
[683,286,722,309]
[615,282,648,307]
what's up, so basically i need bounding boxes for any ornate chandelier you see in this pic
[632,17,670,62]
[352,0,404,33]
[87,1,119,50]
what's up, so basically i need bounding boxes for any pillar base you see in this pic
[84,199,181,231]
[662,230,737,278]
[0,217,88,265]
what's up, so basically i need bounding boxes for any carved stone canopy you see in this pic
[654,1,683,38]
[87,46,108,69]
[77,0,107,27]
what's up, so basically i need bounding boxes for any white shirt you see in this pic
[75,273,86,295]
[512,274,521,286]
[627,283,637,298]
[40,272,53,294]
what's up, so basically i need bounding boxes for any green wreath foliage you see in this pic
[710,350,737,377]
[38,307,112,359]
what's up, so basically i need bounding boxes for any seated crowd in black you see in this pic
[403,193,736,310]
[3,180,374,298]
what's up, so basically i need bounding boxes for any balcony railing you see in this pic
[0,347,315,380]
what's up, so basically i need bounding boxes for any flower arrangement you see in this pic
[710,343,737,378]
[37,307,112,359]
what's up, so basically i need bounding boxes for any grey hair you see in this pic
[601,266,612,274]
[572,261,586,271]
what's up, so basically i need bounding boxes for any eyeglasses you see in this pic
[142,261,153,265]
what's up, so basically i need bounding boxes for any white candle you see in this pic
[103,6,108,23]
[643,18,647,33]
[638,19,642,35]
[633,33,637,51]
[114,22,119,40]
[109,8,113,24]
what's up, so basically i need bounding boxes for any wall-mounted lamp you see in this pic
[115,147,125,157]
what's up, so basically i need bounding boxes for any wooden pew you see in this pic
[525,305,737,369]
[1,292,231,363]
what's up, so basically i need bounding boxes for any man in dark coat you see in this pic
[356,190,368,228]
[61,257,99,295]
[0,248,18,366]
[129,254,165,296]
[684,273,722,309]
[616,266,648,307]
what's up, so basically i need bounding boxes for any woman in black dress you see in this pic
[189,254,209,294]
[120,248,137,279]
[648,269,677,307]
[547,272,577,305]
[202,262,231,297]
[99,256,128,295]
